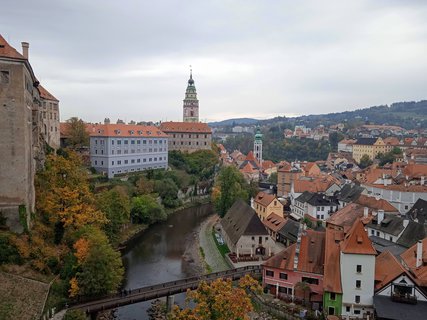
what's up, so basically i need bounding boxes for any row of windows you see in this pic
[94,139,166,145]
[94,148,166,155]
[172,134,208,139]
[172,141,208,146]
[94,157,165,166]
[113,157,165,165]
[265,270,318,285]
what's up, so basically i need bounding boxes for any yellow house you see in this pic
[253,191,284,221]
[352,137,389,163]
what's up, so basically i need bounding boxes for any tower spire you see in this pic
[183,68,199,122]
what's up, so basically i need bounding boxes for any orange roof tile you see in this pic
[356,194,398,213]
[159,121,211,133]
[340,219,376,255]
[375,251,407,291]
[323,228,344,293]
[293,177,334,193]
[38,84,59,102]
[245,151,256,161]
[254,191,276,207]
[403,164,427,179]
[262,160,276,170]
[263,213,287,233]
[240,162,257,174]
[87,123,168,138]
[327,204,374,233]
[263,230,325,274]
[0,34,26,60]
[400,238,427,287]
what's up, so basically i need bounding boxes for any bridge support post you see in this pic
[166,295,175,313]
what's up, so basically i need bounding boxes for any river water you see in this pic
[116,203,214,320]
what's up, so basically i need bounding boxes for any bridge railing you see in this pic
[69,265,262,311]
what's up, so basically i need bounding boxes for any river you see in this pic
[116,203,214,320]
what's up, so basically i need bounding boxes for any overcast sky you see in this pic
[2,0,427,122]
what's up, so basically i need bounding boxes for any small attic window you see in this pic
[137,130,143,135]
[115,129,121,134]
[129,130,134,135]
[357,236,363,244]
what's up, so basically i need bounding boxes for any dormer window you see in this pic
[115,129,121,135]
[138,130,143,135]
[129,130,134,135]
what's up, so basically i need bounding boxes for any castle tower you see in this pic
[183,69,199,122]
[254,127,263,165]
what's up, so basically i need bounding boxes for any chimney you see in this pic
[21,42,29,59]
[378,210,385,224]
[416,240,423,268]
[364,207,369,218]
[250,197,254,209]
[104,118,110,124]
[421,176,425,186]
[403,219,409,228]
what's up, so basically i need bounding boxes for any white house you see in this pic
[340,220,377,319]
[292,192,339,221]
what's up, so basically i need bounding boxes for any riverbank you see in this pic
[118,196,211,251]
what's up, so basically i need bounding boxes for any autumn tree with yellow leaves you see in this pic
[169,275,262,320]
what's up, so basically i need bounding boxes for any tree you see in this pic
[97,187,131,242]
[65,117,89,149]
[359,154,373,169]
[154,178,181,208]
[267,172,277,184]
[71,227,124,298]
[213,166,249,217]
[170,275,261,320]
[131,195,166,224]
[135,176,155,195]
[64,309,87,320]
[35,152,107,235]
[329,131,345,151]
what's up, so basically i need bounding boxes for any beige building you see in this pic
[352,137,389,163]
[253,191,284,221]
[159,121,212,153]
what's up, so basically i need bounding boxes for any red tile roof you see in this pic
[240,162,257,174]
[0,34,26,60]
[159,121,211,133]
[263,230,325,275]
[327,203,374,233]
[38,84,59,102]
[323,228,344,293]
[262,160,276,170]
[356,194,398,213]
[400,238,427,287]
[89,123,167,138]
[340,219,376,255]
[254,191,276,207]
[375,251,407,291]
[293,177,334,193]
[263,213,287,233]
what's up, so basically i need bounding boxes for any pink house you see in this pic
[262,229,325,308]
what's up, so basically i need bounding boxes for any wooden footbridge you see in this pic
[69,265,262,315]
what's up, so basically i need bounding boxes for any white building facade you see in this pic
[89,124,168,178]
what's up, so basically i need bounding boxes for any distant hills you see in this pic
[210,100,427,130]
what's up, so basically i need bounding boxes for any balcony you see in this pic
[391,292,417,305]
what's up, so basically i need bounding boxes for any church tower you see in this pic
[254,127,263,165]
[183,69,199,122]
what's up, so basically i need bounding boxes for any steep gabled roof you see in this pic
[327,203,373,233]
[340,219,376,255]
[254,191,276,207]
[323,228,344,293]
[0,34,25,60]
[220,199,268,245]
[335,184,364,203]
[400,237,427,287]
[396,221,426,248]
[278,219,299,242]
[375,251,407,291]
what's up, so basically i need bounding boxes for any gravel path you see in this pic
[199,215,231,272]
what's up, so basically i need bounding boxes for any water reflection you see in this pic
[117,204,213,320]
